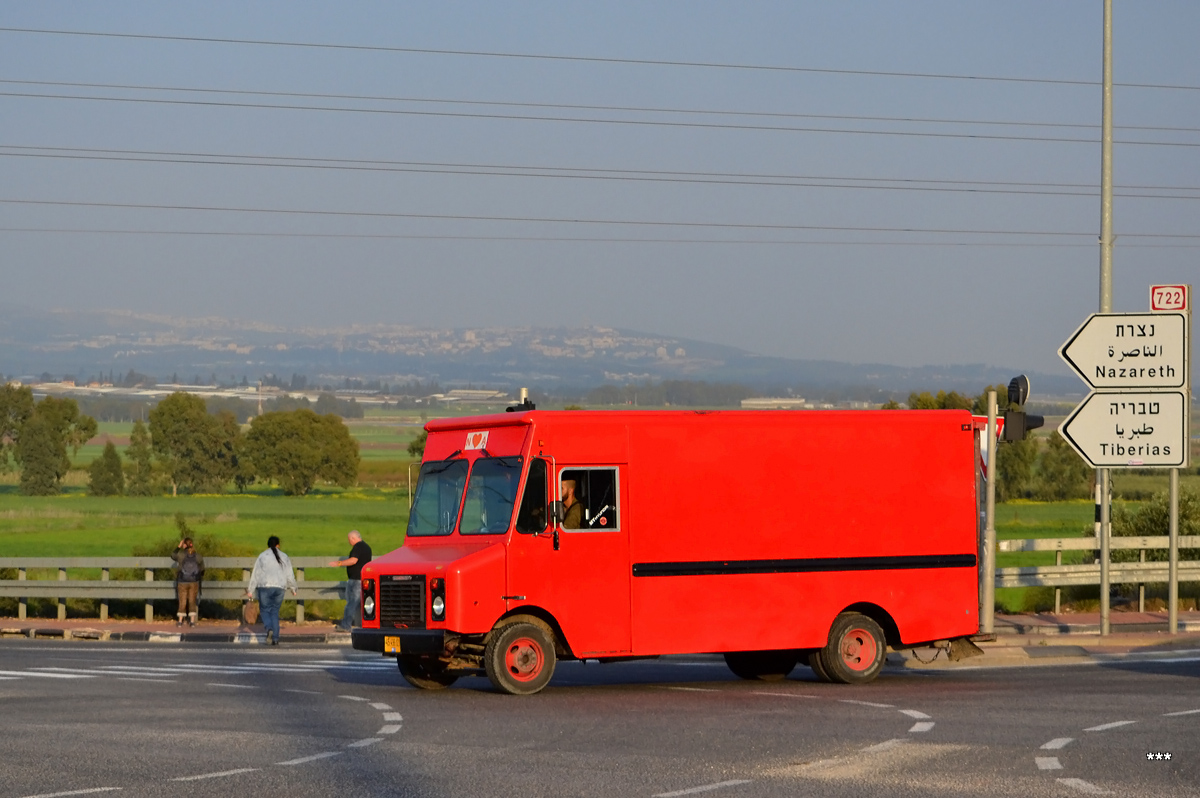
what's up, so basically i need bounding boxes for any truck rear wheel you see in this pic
[820,613,886,684]
[723,650,799,681]
[484,622,556,695]
[397,655,458,690]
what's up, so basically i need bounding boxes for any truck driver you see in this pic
[561,478,584,529]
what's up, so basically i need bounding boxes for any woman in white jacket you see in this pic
[245,536,297,645]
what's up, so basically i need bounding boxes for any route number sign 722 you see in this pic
[1150,285,1188,312]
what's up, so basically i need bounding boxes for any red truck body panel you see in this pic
[361,409,981,659]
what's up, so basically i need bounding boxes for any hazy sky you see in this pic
[2,2,1197,378]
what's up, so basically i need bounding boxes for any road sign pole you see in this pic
[1169,467,1179,634]
[1099,469,1110,636]
[1097,0,1114,639]
[982,391,997,634]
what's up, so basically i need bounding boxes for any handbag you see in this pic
[242,600,260,625]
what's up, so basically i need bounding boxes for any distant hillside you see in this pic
[0,305,1089,398]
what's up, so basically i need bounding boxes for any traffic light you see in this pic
[1002,374,1044,442]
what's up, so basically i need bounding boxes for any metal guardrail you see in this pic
[996,536,1200,614]
[0,557,346,624]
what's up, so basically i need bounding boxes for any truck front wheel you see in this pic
[397,655,459,690]
[484,622,557,695]
[723,650,800,681]
[820,613,886,684]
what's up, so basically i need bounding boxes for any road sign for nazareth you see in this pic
[1058,312,1187,390]
[1058,390,1188,468]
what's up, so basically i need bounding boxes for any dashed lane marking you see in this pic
[381,712,403,722]
[346,738,382,748]
[749,691,818,699]
[277,752,341,766]
[1164,708,1200,716]
[839,699,893,708]
[377,724,402,735]
[899,709,930,719]
[908,721,935,733]
[339,695,369,701]
[652,779,752,797]
[18,789,121,798]
[860,738,907,753]
[1083,720,1136,732]
[117,678,176,683]
[207,682,257,689]
[283,689,321,695]
[1041,738,1074,750]
[1056,778,1112,794]
[0,669,92,679]
[369,702,392,710]
[1035,757,1063,770]
[170,768,260,782]
[666,686,720,692]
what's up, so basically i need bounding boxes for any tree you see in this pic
[243,408,360,495]
[0,383,35,471]
[125,419,157,496]
[1034,435,1092,501]
[407,430,428,459]
[16,414,65,495]
[1111,488,1200,564]
[88,441,125,496]
[149,392,241,494]
[907,390,974,410]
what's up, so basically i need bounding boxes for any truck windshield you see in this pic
[407,459,470,537]
[459,457,522,535]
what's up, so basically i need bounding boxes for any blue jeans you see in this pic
[257,587,285,641]
[340,579,362,629]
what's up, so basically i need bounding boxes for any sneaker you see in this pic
[265,630,273,644]
[176,620,183,628]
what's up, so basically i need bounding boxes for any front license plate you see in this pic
[384,635,401,654]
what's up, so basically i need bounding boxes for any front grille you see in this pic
[379,575,425,628]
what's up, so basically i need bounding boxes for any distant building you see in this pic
[740,397,806,409]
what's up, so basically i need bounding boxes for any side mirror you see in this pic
[549,501,565,524]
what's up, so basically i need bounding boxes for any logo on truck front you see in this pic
[465,431,489,450]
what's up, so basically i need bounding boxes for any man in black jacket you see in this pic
[329,530,372,632]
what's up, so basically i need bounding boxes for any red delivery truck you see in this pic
[352,408,989,695]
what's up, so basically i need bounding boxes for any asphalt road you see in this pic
[0,642,1196,798]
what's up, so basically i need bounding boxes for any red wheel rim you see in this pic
[839,627,877,671]
[504,636,545,682]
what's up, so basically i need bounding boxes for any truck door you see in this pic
[506,458,632,657]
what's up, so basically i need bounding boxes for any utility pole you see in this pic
[1097,0,1114,636]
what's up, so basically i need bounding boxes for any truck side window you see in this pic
[559,467,619,531]
[515,458,548,534]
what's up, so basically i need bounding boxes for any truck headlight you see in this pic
[432,596,445,616]
[361,578,376,621]
[364,594,376,617]
[430,577,446,621]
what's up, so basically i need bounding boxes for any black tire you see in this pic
[723,650,800,681]
[806,650,832,683]
[819,613,886,685]
[484,622,557,695]
[397,655,459,690]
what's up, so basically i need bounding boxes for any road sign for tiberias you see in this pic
[1058,312,1186,390]
[1058,390,1188,467]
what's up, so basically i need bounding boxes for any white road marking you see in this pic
[346,738,382,748]
[666,686,720,692]
[283,689,322,695]
[652,780,752,797]
[340,695,369,701]
[170,768,260,782]
[1057,778,1112,794]
[1083,720,1136,732]
[899,709,930,719]
[1164,708,1200,716]
[17,789,121,798]
[381,712,403,722]
[1035,756,1063,770]
[207,683,257,689]
[369,702,392,710]
[98,666,183,673]
[1041,737,1074,749]
[1133,656,1200,664]
[860,738,907,753]
[0,670,92,679]
[0,676,22,680]
[377,724,402,735]
[908,722,935,733]
[34,668,140,675]
[750,691,818,699]
[117,678,177,683]
[839,699,893,708]
[277,751,341,766]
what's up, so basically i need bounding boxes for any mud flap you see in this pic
[947,637,985,662]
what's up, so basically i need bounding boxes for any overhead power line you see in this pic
[6,89,1200,148]
[3,197,1197,239]
[2,27,1199,91]
[4,144,1199,200]
[4,78,1198,135]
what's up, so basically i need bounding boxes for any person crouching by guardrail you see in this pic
[172,537,205,628]
[245,536,297,646]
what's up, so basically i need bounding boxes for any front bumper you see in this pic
[351,627,447,656]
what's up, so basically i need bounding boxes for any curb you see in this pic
[0,626,352,645]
